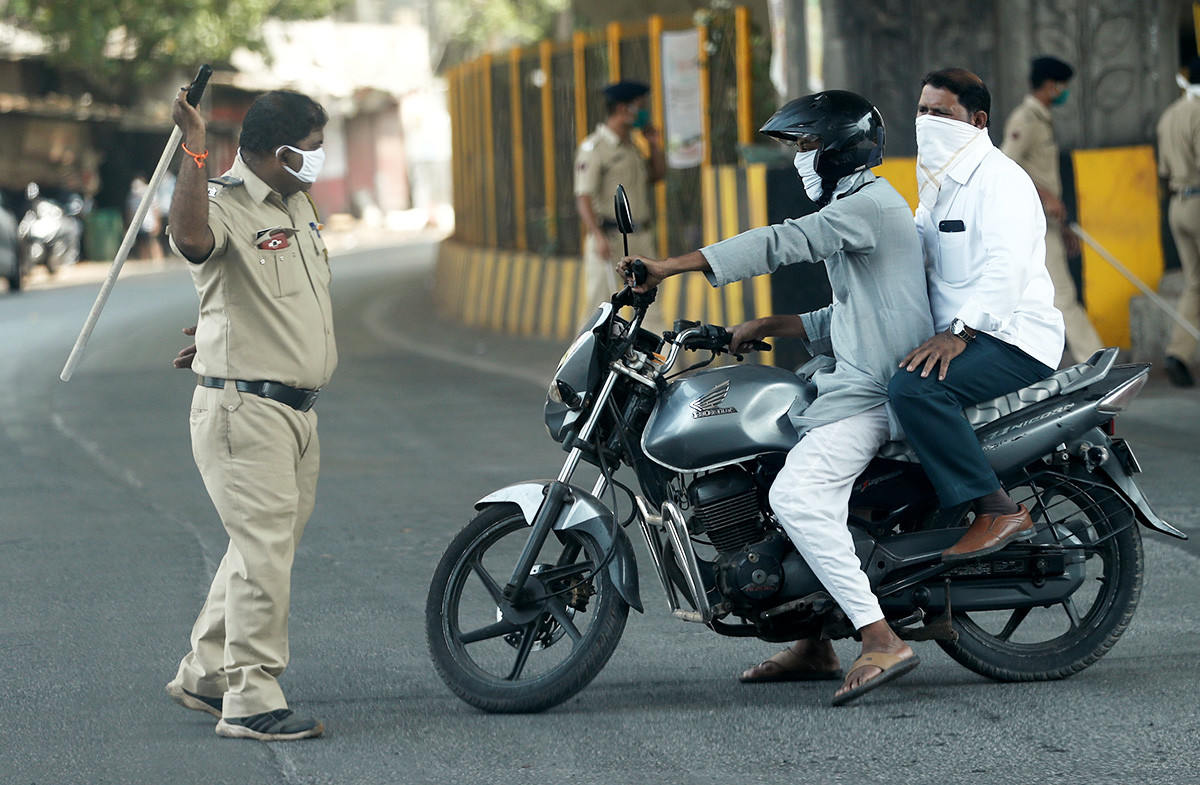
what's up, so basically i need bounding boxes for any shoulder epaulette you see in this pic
[206,175,243,197]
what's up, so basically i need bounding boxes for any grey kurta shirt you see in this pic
[699,171,934,438]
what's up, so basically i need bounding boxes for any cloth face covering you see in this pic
[1176,73,1200,100]
[277,145,326,183]
[793,150,824,203]
[915,114,986,212]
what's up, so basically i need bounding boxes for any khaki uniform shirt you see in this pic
[1157,95,1200,193]
[171,155,338,390]
[574,123,654,226]
[1002,94,1061,198]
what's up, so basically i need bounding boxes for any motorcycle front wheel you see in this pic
[937,473,1143,681]
[426,503,629,713]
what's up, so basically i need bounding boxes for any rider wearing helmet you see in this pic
[618,91,934,706]
[758,89,885,207]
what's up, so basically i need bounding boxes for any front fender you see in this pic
[476,481,643,612]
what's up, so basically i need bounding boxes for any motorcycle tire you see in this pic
[426,503,629,713]
[936,473,1143,681]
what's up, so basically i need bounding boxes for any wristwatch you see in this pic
[949,318,975,343]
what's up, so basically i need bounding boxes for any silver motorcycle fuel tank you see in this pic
[642,364,814,472]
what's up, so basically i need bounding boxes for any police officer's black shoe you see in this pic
[215,709,324,741]
[1164,355,1195,388]
[166,680,222,719]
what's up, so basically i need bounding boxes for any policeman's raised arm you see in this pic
[169,89,216,262]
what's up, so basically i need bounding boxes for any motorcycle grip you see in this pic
[716,327,771,353]
[630,259,648,286]
[186,64,213,107]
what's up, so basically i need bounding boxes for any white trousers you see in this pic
[767,405,889,630]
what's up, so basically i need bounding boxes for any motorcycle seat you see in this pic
[877,347,1119,462]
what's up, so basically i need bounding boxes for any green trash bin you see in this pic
[83,208,123,262]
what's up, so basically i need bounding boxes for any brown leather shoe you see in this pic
[942,505,1034,563]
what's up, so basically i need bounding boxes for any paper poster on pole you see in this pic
[661,29,704,169]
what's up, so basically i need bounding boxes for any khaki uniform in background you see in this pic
[1156,95,1200,365]
[169,155,337,718]
[574,124,661,325]
[1002,94,1104,365]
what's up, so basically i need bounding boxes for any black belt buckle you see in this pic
[257,380,318,412]
[296,388,319,412]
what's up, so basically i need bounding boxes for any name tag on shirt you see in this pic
[938,220,966,233]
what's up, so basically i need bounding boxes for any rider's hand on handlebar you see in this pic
[729,318,771,355]
[617,255,666,293]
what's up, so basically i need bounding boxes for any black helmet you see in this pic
[760,90,884,181]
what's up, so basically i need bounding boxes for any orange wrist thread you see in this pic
[181,142,208,169]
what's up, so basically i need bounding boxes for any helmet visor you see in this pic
[772,132,822,152]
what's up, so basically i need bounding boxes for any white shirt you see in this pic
[914,133,1064,369]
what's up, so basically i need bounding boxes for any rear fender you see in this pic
[476,482,643,611]
[1095,458,1187,540]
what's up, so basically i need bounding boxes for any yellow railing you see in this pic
[439,7,777,342]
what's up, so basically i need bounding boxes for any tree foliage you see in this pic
[430,0,569,70]
[1,0,344,89]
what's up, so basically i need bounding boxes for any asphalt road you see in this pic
[1,242,1198,785]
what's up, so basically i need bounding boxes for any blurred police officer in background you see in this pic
[575,80,665,326]
[1156,56,1200,388]
[1002,56,1104,366]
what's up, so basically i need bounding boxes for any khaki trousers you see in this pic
[582,227,668,335]
[1167,196,1200,362]
[1045,221,1104,365]
[175,382,320,717]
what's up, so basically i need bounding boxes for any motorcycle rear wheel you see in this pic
[936,473,1143,681]
[426,503,629,713]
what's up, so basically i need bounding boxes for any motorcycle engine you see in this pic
[688,467,764,552]
[688,467,785,605]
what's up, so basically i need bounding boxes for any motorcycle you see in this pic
[18,184,82,274]
[426,188,1185,713]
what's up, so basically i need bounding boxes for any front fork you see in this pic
[499,370,621,603]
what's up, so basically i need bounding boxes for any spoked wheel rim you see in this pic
[939,472,1143,680]
[439,513,614,687]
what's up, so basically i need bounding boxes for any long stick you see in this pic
[60,65,211,382]
[1069,222,1200,342]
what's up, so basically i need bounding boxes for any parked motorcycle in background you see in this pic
[18,183,82,275]
[426,188,1185,714]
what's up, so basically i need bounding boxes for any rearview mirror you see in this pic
[614,185,635,235]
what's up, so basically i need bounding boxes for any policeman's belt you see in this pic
[601,219,650,232]
[199,376,319,412]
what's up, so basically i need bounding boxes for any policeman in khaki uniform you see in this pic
[165,89,335,741]
[1155,56,1200,388]
[575,81,665,326]
[1002,56,1104,366]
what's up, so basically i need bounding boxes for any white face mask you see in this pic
[915,114,985,211]
[793,150,824,203]
[1176,72,1200,100]
[276,144,326,183]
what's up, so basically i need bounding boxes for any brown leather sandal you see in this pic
[738,646,843,683]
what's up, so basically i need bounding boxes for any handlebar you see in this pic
[673,321,771,354]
